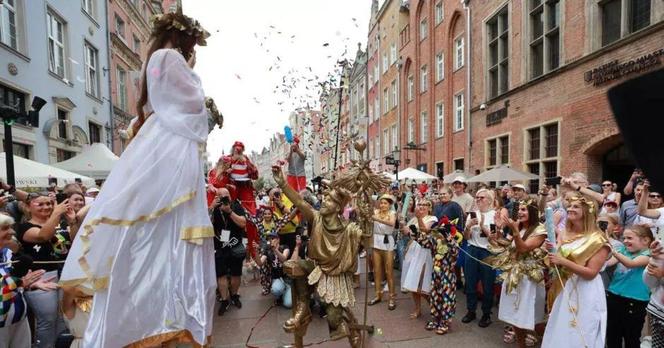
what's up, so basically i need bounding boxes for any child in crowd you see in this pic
[605,225,653,348]
[599,213,624,288]
[644,240,664,348]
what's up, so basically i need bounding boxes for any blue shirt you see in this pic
[432,201,465,232]
[608,245,651,301]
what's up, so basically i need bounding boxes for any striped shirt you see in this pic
[0,248,27,328]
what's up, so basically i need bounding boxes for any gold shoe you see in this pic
[283,311,312,333]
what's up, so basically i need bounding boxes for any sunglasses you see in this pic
[27,192,50,200]
[650,194,662,198]
[602,183,612,187]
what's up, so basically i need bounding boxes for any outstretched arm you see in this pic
[272,166,314,223]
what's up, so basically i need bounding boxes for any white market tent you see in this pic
[466,165,538,183]
[397,167,438,182]
[442,170,473,184]
[0,153,95,188]
[52,143,119,180]
[379,171,396,181]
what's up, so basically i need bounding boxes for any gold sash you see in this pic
[546,231,608,311]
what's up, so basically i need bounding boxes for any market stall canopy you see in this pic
[397,167,438,181]
[0,153,95,188]
[379,171,396,181]
[52,143,119,180]
[466,165,538,183]
[442,170,473,183]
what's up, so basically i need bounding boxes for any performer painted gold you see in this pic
[271,139,388,348]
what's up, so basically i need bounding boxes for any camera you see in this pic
[545,176,562,186]
[220,196,231,206]
[0,189,15,203]
[598,221,609,232]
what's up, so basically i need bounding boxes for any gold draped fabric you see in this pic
[486,225,548,296]
[546,231,608,311]
[306,213,364,307]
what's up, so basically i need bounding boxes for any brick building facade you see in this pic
[468,0,664,191]
[398,0,469,178]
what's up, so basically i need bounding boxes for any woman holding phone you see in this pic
[462,188,498,328]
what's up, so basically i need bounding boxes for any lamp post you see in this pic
[333,59,349,172]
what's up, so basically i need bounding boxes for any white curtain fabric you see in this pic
[60,49,216,347]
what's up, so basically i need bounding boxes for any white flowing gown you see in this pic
[60,48,216,347]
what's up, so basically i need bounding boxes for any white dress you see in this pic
[60,49,216,347]
[401,216,438,294]
[542,236,608,348]
[498,228,546,330]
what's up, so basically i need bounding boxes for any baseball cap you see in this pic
[512,184,526,191]
[452,176,466,184]
[87,187,100,193]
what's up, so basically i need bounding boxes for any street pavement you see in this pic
[211,259,508,348]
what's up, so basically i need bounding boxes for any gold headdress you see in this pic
[150,8,210,46]
[565,193,596,215]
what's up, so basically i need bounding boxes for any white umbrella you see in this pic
[466,165,538,183]
[0,153,95,188]
[442,170,472,183]
[380,171,396,181]
[52,143,119,180]
[397,167,438,181]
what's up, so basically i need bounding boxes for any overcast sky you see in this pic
[184,0,373,162]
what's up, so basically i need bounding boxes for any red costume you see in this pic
[207,141,259,255]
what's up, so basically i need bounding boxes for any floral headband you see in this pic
[150,11,210,46]
[566,195,596,214]
[517,198,539,210]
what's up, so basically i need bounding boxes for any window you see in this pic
[454,93,464,131]
[487,135,509,167]
[368,99,373,123]
[84,43,99,98]
[374,96,380,119]
[436,52,444,82]
[407,75,414,101]
[358,82,365,115]
[420,18,428,40]
[47,11,66,78]
[82,0,94,17]
[0,0,18,49]
[390,43,397,65]
[408,117,415,143]
[115,14,125,40]
[602,0,651,46]
[390,80,397,109]
[133,35,141,53]
[383,88,389,114]
[57,109,68,139]
[383,129,390,155]
[454,158,464,171]
[57,148,75,162]
[89,122,101,143]
[436,102,444,137]
[117,67,127,111]
[526,122,560,191]
[530,0,560,78]
[0,83,25,115]
[420,111,428,143]
[435,2,444,25]
[373,65,379,86]
[454,37,464,70]
[487,7,509,98]
[11,142,31,159]
[382,53,388,74]
[420,65,428,92]
[391,125,398,153]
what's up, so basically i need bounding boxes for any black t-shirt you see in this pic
[16,222,70,272]
[265,244,289,279]
[211,201,247,253]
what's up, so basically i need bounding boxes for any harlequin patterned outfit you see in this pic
[419,218,460,333]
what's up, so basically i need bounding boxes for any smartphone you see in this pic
[469,211,477,220]
[510,204,519,221]
[55,192,67,204]
[75,178,82,184]
[490,223,496,234]
[48,177,58,187]
[408,224,418,237]
[545,176,562,186]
